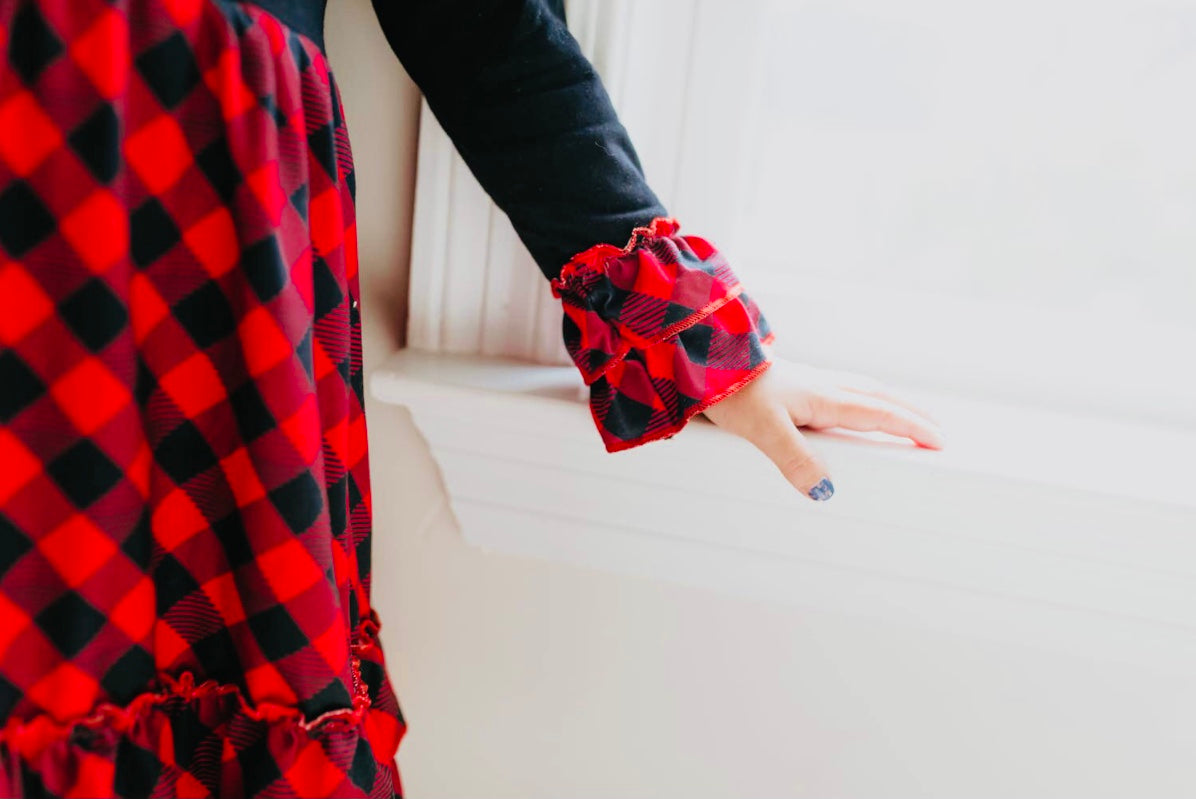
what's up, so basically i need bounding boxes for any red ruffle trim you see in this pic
[553,217,775,452]
[0,615,401,798]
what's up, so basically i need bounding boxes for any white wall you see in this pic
[327,4,1196,797]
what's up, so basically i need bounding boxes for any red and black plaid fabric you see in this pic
[0,1,403,796]
[551,217,775,452]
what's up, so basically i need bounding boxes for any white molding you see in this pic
[371,349,1196,672]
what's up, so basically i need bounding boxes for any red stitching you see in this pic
[576,287,744,386]
[551,216,683,299]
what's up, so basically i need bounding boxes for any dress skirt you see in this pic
[0,0,404,795]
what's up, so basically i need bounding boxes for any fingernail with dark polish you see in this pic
[807,478,834,501]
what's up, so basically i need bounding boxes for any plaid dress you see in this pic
[0,0,774,796]
[0,1,403,795]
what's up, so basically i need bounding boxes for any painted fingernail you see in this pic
[807,477,835,501]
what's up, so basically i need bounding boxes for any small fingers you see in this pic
[777,362,940,427]
[814,368,940,425]
[810,391,945,450]
[839,384,940,426]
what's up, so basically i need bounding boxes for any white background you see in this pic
[618,0,1196,426]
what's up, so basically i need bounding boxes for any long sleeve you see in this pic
[371,0,775,450]
[370,0,663,279]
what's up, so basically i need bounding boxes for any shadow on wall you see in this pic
[324,0,421,360]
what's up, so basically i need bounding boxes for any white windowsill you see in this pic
[370,348,1196,670]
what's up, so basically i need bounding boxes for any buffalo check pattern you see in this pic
[551,218,775,452]
[0,1,403,796]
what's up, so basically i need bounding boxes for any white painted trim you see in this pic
[371,349,1196,671]
[406,100,453,352]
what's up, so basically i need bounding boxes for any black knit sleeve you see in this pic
[367,0,668,279]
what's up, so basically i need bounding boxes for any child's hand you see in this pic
[700,357,943,501]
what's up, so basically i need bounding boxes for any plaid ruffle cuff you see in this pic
[551,217,775,452]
